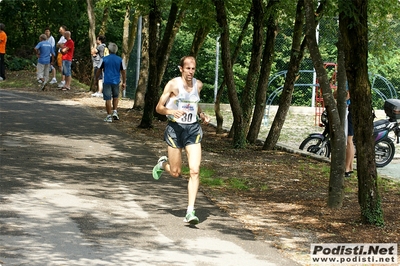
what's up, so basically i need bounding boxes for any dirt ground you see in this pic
[3,71,400,265]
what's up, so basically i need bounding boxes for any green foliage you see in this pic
[361,196,385,227]
[227,178,249,190]
[5,55,36,71]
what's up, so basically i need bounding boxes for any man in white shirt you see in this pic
[44,27,57,84]
[56,25,67,88]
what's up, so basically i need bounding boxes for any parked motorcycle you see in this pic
[299,99,400,168]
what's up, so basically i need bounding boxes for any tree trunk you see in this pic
[86,0,96,49]
[215,10,252,135]
[133,15,149,110]
[155,1,186,88]
[240,0,264,139]
[86,0,96,91]
[213,0,245,148]
[139,1,160,128]
[339,0,383,225]
[305,0,345,208]
[140,0,185,127]
[122,5,139,68]
[263,0,306,150]
[99,7,109,36]
[189,26,211,58]
[247,0,278,143]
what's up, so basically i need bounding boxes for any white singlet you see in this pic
[165,77,200,124]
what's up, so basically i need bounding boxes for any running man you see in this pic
[152,56,210,225]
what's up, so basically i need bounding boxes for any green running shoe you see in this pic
[152,156,167,180]
[183,211,199,224]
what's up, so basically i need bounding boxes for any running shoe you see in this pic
[183,211,199,224]
[104,115,112,123]
[152,156,167,180]
[49,78,57,84]
[58,81,65,88]
[112,111,119,120]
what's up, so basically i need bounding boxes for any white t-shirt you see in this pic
[57,36,67,52]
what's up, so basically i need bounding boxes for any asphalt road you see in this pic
[0,89,300,266]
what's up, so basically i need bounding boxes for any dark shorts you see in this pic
[164,121,203,149]
[103,83,120,101]
[347,110,354,136]
[94,67,103,80]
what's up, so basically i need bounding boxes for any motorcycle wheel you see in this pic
[299,137,331,157]
[375,137,395,168]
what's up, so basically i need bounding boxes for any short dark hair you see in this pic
[97,35,106,43]
[0,23,5,31]
[45,27,50,31]
[60,25,67,31]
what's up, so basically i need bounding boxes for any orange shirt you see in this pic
[0,31,7,54]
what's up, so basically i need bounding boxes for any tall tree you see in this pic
[121,4,139,67]
[305,0,346,208]
[238,0,265,142]
[339,0,383,225]
[133,15,149,110]
[139,0,187,128]
[263,0,307,150]
[86,0,97,49]
[213,0,245,148]
[139,0,161,128]
[214,10,252,135]
[247,0,279,143]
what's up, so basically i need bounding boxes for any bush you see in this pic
[5,54,36,71]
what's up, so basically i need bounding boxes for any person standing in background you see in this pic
[0,23,7,81]
[91,35,106,97]
[56,25,67,88]
[60,31,74,91]
[95,42,126,122]
[34,34,55,90]
[44,27,57,84]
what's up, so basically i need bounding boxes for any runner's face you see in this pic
[180,59,196,82]
[45,30,50,37]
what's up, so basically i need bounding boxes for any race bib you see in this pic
[175,100,198,124]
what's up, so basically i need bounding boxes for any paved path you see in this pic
[0,89,300,266]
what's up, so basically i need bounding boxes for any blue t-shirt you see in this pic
[100,54,126,85]
[35,41,54,64]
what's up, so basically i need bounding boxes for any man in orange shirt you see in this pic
[0,23,7,81]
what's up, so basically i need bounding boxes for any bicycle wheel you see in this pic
[299,136,331,157]
[375,137,395,168]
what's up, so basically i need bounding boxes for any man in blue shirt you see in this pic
[34,34,55,90]
[95,42,126,122]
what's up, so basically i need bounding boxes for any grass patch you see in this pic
[227,178,249,190]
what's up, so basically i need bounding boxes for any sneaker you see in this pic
[91,92,99,97]
[38,79,43,84]
[112,111,119,120]
[58,81,65,88]
[104,115,112,123]
[97,93,103,98]
[183,211,199,224]
[152,156,167,180]
[49,78,57,84]
[0,77,3,81]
